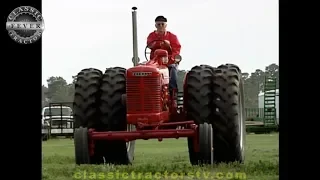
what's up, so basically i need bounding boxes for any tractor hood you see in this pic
[127,65,169,79]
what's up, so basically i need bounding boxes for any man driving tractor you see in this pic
[146,15,182,96]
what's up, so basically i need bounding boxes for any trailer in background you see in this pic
[258,89,279,125]
[246,77,279,133]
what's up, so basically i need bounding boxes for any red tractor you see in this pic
[73,7,246,165]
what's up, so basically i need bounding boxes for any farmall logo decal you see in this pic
[132,72,152,76]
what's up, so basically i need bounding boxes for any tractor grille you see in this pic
[127,77,161,113]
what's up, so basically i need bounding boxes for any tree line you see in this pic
[42,63,278,108]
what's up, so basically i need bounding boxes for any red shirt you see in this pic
[147,31,181,59]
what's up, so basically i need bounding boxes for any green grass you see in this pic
[42,133,279,180]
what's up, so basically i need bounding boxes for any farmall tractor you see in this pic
[73,7,246,165]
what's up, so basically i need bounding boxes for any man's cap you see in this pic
[155,16,167,22]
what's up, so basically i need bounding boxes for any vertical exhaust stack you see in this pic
[131,7,140,66]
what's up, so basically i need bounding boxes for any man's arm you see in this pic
[147,32,156,48]
[170,34,181,55]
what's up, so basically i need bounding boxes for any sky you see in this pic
[42,0,278,85]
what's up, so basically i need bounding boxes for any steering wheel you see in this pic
[144,39,172,61]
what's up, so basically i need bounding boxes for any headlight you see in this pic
[174,54,182,63]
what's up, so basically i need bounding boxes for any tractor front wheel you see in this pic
[74,127,90,165]
[198,122,214,165]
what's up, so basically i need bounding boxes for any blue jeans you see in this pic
[168,64,178,95]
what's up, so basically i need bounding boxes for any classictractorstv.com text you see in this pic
[73,170,247,179]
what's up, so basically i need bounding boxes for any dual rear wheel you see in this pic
[185,64,246,165]
[73,67,135,165]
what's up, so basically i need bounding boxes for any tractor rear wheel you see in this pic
[99,67,135,165]
[73,68,104,164]
[184,65,214,165]
[73,68,102,128]
[211,64,246,163]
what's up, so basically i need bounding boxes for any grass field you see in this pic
[42,133,278,180]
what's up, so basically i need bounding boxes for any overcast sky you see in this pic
[42,0,278,85]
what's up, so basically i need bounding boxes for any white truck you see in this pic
[41,106,74,137]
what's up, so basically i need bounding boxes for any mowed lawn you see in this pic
[42,133,278,180]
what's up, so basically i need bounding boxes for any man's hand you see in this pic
[148,41,157,48]
[160,40,171,48]
[164,40,170,45]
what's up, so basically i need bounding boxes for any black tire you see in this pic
[73,68,102,128]
[74,127,90,165]
[184,65,214,165]
[211,64,246,163]
[73,68,105,164]
[199,123,214,165]
[42,134,48,141]
[99,67,135,165]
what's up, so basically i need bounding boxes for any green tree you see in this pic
[242,63,279,108]
[46,76,74,103]
[265,63,279,88]
[42,85,49,107]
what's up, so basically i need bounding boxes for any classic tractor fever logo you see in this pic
[6,6,45,44]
